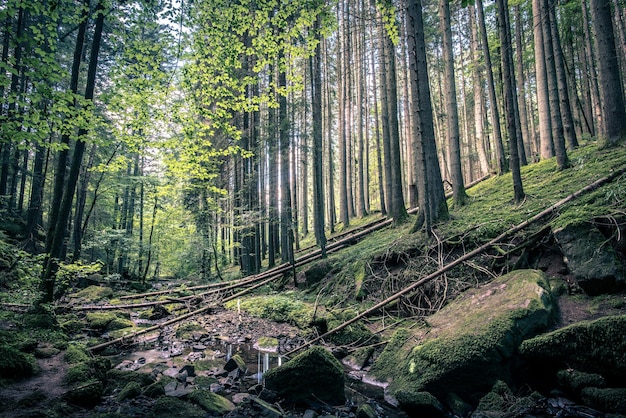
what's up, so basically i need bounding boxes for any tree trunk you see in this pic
[496,0,525,203]
[590,0,626,143]
[439,0,467,206]
[469,5,491,175]
[541,0,569,169]
[370,32,386,216]
[338,2,349,228]
[406,0,448,232]
[311,15,327,257]
[514,5,534,161]
[476,0,507,174]
[41,1,105,302]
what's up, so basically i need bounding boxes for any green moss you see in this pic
[71,285,113,302]
[64,357,110,386]
[62,380,103,408]
[107,326,136,339]
[142,380,167,398]
[60,318,84,334]
[194,375,217,389]
[225,294,313,328]
[64,344,90,364]
[557,369,605,394]
[394,390,444,416]
[264,346,345,405]
[175,321,204,338]
[303,259,335,286]
[256,336,279,350]
[0,345,37,379]
[116,381,142,401]
[188,389,235,414]
[581,387,626,413]
[106,369,155,392]
[519,315,626,380]
[147,396,206,418]
[326,313,377,346]
[107,317,135,330]
[369,328,411,380]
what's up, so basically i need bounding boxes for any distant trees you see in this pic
[0,0,623,298]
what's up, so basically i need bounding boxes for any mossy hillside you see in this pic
[444,143,626,244]
[369,270,555,402]
[519,315,626,383]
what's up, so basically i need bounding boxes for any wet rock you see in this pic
[117,381,142,401]
[519,315,626,385]
[369,270,555,404]
[302,409,318,418]
[164,380,193,397]
[252,397,284,418]
[232,392,252,404]
[394,390,444,417]
[224,354,247,373]
[553,223,625,295]
[62,381,103,408]
[355,403,377,418]
[264,346,345,405]
[258,388,278,403]
[189,389,236,414]
[148,304,171,320]
[192,344,206,352]
[580,387,626,414]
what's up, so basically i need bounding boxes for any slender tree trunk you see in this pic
[496,0,525,203]
[407,0,448,232]
[338,2,349,228]
[514,5,533,161]
[370,35,386,216]
[71,143,97,262]
[548,0,578,150]
[533,0,554,159]
[590,0,626,143]
[469,5,491,175]
[439,0,467,206]
[476,0,507,173]
[311,16,327,257]
[542,0,569,169]
[279,65,294,266]
[381,13,408,224]
[41,1,105,302]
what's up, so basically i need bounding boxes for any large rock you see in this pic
[264,346,345,405]
[369,269,555,407]
[519,314,626,385]
[553,223,625,295]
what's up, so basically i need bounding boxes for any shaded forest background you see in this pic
[0,0,624,302]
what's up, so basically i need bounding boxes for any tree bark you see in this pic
[439,0,467,206]
[590,0,626,143]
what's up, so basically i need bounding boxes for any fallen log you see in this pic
[285,168,626,356]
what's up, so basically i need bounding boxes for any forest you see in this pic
[0,0,625,415]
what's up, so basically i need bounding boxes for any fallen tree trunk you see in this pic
[285,168,626,356]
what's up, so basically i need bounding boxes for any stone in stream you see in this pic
[224,354,246,373]
[263,346,345,406]
[164,380,193,398]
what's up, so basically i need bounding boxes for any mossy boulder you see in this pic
[394,390,444,417]
[106,369,155,393]
[188,389,235,414]
[302,259,334,286]
[556,369,605,394]
[147,396,206,418]
[65,357,111,386]
[86,311,133,331]
[519,314,626,384]
[0,345,37,379]
[71,285,113,302]
[580,387,626,413]
[553,223,625,295]
[62,380,103,408]
[117,381,142,401]
[369,270,555,404]
[264,346,345,405]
